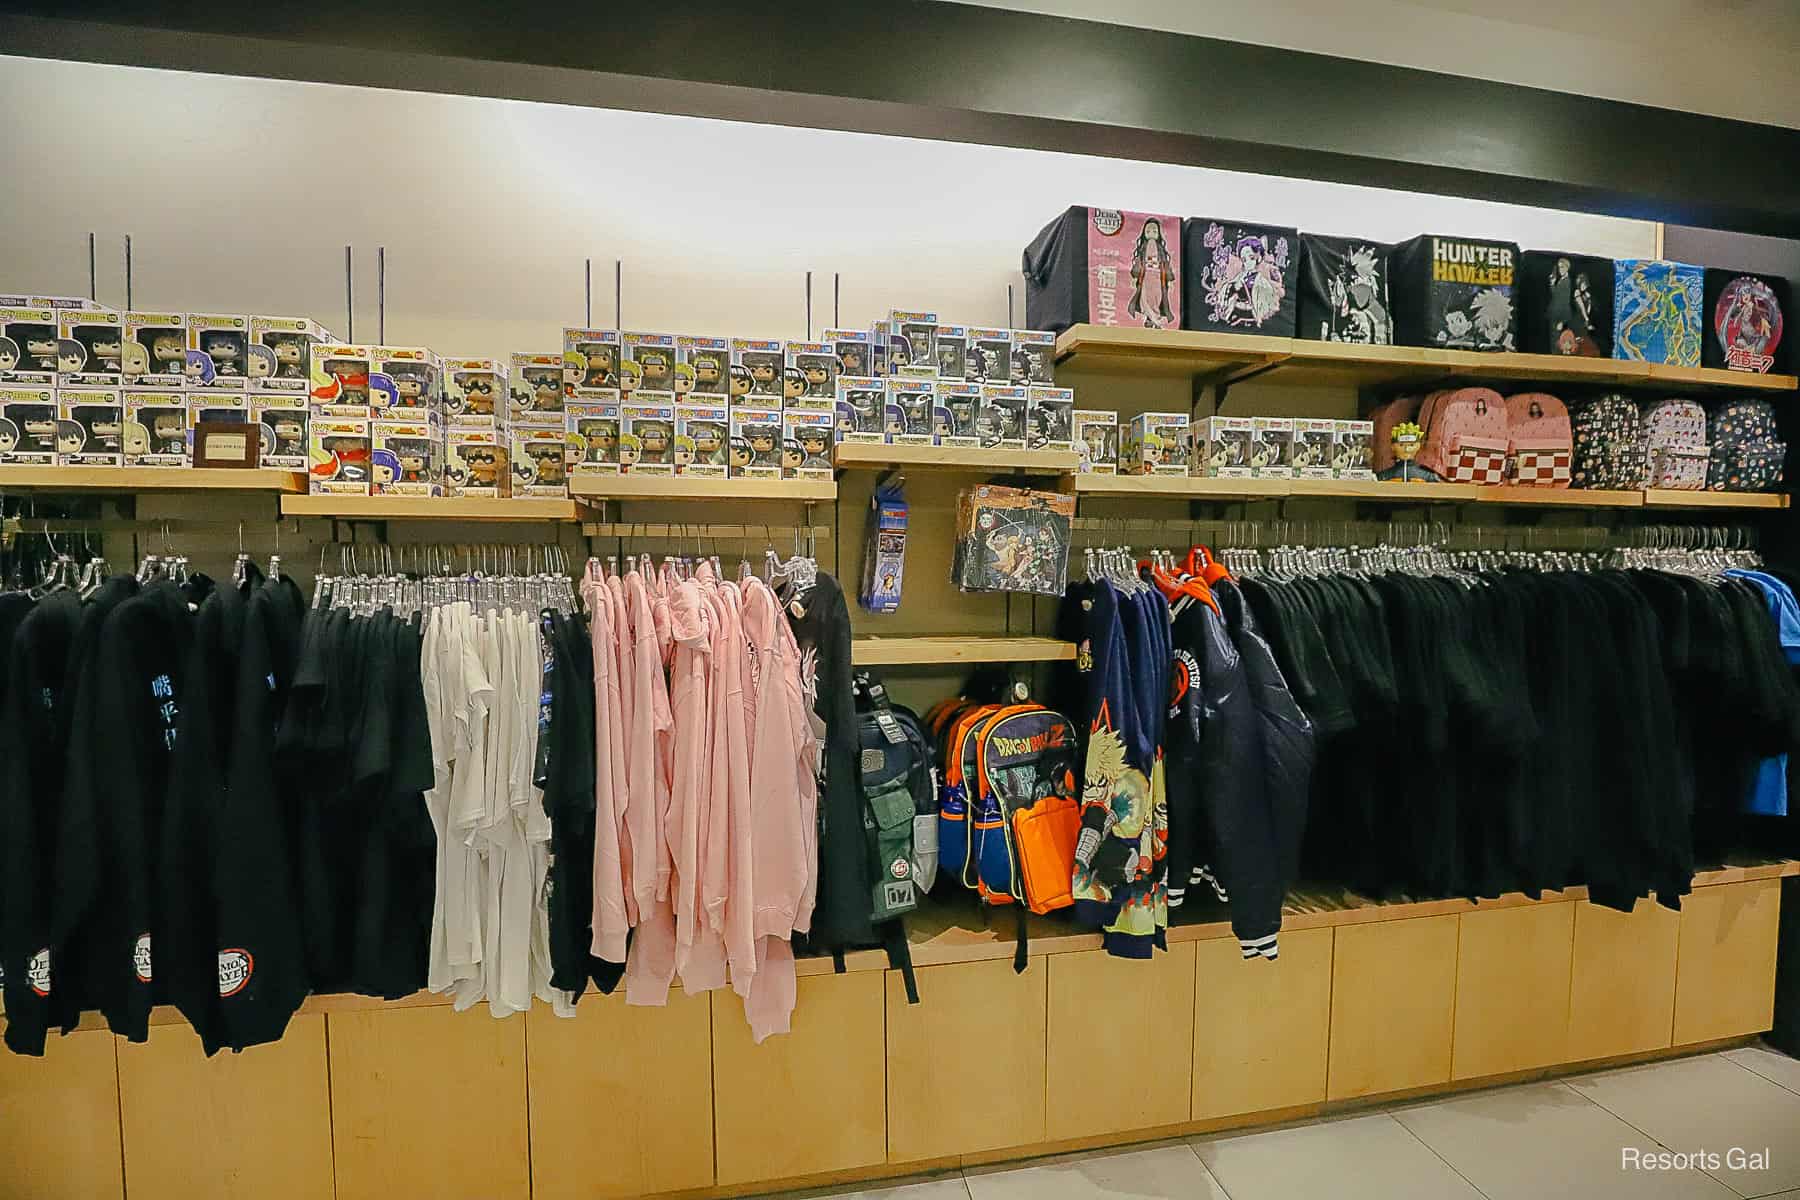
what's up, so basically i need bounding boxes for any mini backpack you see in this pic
[852,672,937,918]
[1570,393,1648,490]
[1416,387,1509,484]
[1706,398,1786,493]
[1642,397,1709,490]
[1502,392,1572,488]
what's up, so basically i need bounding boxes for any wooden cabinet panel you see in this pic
[117,1015,333,1200]
[1673,878,1782,1045]
[0,1028,123,1200]
[1451,902,1575,1080]
[328,1005,529,1200]
[714,971,886,1184]
[887,956,1046,1163]
[528,990,714,1200]
[1045,944,1195,1140]
[1568,899,1680,1062]
[1192,927,1332,1120]
[1327,914,1459,1101]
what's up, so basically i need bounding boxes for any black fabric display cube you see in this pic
[1518,250,1614,357]
[1179,219,1299,336]
[1703,268,1790,374]
[1389,234,1521,352]
[1022,206,1182,334]
[1296,234,1393,344]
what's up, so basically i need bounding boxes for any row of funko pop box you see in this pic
[1094,413,1379,479]
[0,389,317,468]
[555,316,1057,408]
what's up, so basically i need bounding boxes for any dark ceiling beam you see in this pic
[3,1,1797,237]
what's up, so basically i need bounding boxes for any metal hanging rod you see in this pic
[580,522,830,541]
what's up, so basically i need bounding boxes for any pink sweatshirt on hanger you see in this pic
[585,572,634,962]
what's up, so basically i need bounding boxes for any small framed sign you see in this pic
[192,420,262,469]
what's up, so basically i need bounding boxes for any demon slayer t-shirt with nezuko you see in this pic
[1023,207,1182,333]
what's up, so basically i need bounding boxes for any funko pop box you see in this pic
[935,380,982,449]
[731,406,782,479]
[0,387,58,464]
[783,408,834,480]
[511,352,565,420]
[309,417,372,496]
[623,331,678,395]
[885,377,936,447]
[371,417,441,496]
[675,401,729,477]
[444,356,508,424]
[1124,411,1189,476]
[251,315,334,394]
[564,328,622,392]
[0,307,60,385]
[731,338,784,403]
[678,334,729,399]
[1197,415,1252,478]
[786,341,838,409]
[311,344,375,418]
[824,328,874,378]
[1027,386,1073,451]
[1072,410,1117,474]
[880,311,937,376]
[567,398,621,477]
[1249,416,1294,478]
[965,328,1013,384]
[619,394,676,476]
[123,313,188,389]
[835,376,885,445]
[373,346,442,413]
[446,425,510,498]
[127,391,190,467]
[187,313,251,390]
[56,387,123,467]
[979,383,1028,451]
[253,397,309,470]
[512,420,568,497]
[57,306,124,387]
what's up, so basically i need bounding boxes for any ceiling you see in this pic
[955,0,1800,129]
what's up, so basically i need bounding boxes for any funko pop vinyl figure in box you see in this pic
[58,308,124,385]
[732,338,784,401]
[1,309,59,383]
[188,315,250,388]
[678,334,729,399]
[252,314,333,392]
[0,393,58,463]
[446,360,505,419]
[836,377,884,443]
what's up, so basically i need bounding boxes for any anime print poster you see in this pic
[1614,259,1703,367]
[1086,209,1180,331]
[1185,221,1298,335]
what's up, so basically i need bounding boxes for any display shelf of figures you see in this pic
[833,443,1080,475]
[1067,473,1789,510]
[849,635,1077,666]
[0,465,307,493]
[1053,325,1800,394]
[279,494,588,521]
[568,474,837,503]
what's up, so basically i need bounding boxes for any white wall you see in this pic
[0,56,1656,359]
[958,0,1800,130]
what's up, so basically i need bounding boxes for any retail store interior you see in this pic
[1,3,1799,1198]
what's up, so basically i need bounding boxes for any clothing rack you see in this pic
[1071,516,1757,554]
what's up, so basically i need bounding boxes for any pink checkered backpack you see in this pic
[1417,387,1509,484]
[1502,392,1572,488]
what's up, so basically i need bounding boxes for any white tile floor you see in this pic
[796,1044,1800,1200]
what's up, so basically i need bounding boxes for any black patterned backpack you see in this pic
[1569,393,1648,490]
[1705,398,1786,492]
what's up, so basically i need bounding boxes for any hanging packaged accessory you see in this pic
[860,473,908,614]
[952,483,1074,596]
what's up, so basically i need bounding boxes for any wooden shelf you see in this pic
[1643,489,1789,510]
[0,465,306,493]
[850,635,1075,666]
[833,443,1079,474]
[569,474,836,502]
[280,494,585,521]
[1067,473,1789,511]
[1055,324,1800,394]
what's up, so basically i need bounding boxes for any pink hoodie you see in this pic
[583,570,633,962]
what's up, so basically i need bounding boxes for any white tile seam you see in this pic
[1388,1109,1499,1200]
[1725,1049,1800,1100]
